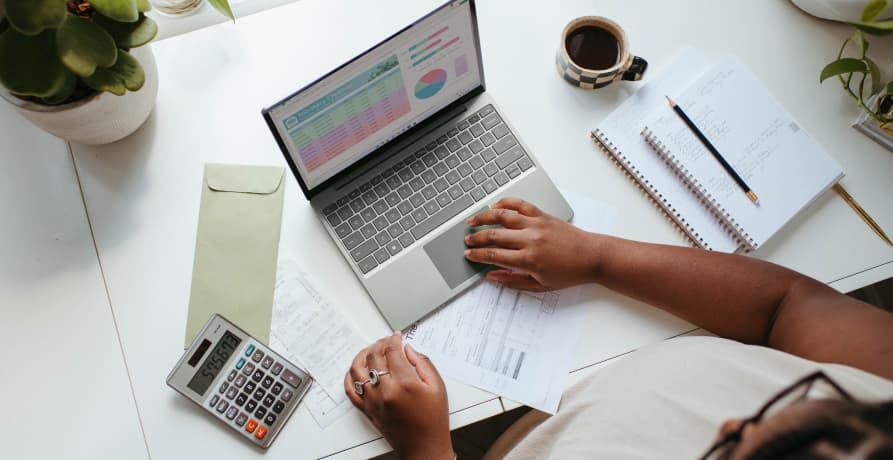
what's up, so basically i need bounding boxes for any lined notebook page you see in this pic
[644,57,844,249]
[593,48,740,253]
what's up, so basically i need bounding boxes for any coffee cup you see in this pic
[556,16,648,90]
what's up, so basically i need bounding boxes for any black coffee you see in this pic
[565,25,619,70]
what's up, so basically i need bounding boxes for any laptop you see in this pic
[262,0,572,331]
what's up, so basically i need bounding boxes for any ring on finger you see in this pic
[368,368,390,387]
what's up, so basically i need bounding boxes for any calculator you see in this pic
[167,314,312,449]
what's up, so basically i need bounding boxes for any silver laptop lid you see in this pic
[263,0,485,199]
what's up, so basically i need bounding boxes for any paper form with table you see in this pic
[271,190,616,422]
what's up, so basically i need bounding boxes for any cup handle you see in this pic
[621,56,648,81]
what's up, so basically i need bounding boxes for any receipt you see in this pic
[269,259,365,428]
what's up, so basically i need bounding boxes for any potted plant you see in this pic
[0,0,159,144]
[819,0,893,149]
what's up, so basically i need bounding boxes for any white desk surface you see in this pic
[0,104,148,458]
[31,0,893,458]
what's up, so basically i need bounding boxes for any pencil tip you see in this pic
[747,191,759,204]
[665,96,676,107]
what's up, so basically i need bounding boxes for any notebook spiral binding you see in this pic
[590,129,705,250]
[641,127,754,250]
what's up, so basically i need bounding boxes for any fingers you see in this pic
[464,227,527,249]
[492,198,543,217]
[486,270,547,291]
[464,247,527,271]
[467,208,531,229]
[384,332,416,383]
[405,344,444,388]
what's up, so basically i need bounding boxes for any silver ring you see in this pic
[353,378,371,395]
[368,368,390,386]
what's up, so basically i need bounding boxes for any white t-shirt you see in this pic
[486,337,893,459]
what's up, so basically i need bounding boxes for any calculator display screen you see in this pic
[187,331,242,395]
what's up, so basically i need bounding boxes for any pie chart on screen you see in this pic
[415,69,447,100]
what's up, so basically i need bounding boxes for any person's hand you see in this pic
[344,333,453,460]
[464,197,600,291]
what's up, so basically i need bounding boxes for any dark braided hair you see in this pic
[746,401,893,460]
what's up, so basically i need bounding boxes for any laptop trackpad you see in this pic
[424,209,493,289]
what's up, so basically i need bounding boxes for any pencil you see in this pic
[665,96,759,204]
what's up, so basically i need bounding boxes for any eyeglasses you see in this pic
[698,370,854,460]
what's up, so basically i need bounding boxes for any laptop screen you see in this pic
[266,0,483,192]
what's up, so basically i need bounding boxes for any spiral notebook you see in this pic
[591,49,843,252]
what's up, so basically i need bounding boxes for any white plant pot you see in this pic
[0,45,159,145]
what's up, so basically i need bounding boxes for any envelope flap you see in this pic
[206,164,284,194]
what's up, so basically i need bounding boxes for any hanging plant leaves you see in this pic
[95,13,157,48]
[56,14,118,77]
[90,0,139,23]
[5,0,66,35]
[82,48,145,96]
[0,29,71,97]
[820,58,868,83]
[208,0,235,22]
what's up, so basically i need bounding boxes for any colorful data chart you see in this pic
[409,26,460,68]
[287,56,411,172]
[415,69,448,100]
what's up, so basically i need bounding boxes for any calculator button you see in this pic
[245,345,255,357]
[218,381,229,394]
[236,393,248,407]
[242,362,255,376]
[270,362,283,375]
[271,382,283,395]
[254,426,268,440]
[227,370,237,382]
[264,413,277,426]
[226,387,238,400]
[261,357,274,369]
[245,399,258,412]
[252,370,264,382]
[273,401,285,414]
[216,400,229,413]
[234,375,246,388]
[226,407,238,420]
[209,395,220,407]
[254,406,267,419]
[261,376,274,389]
[235,413,248,427]
[251,350,265,363]
[263,395,275,407]
[280,389,294,402]
[245,419,258,433]
[235,357,246,370]
[244,381,256,394]
[281,369,303,388]
[253,388,266,401]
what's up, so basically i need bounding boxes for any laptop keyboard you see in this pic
[321,104,534,274]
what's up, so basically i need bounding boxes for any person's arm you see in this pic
[464,198,893,380]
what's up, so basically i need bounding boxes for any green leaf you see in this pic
[5,0,66,35]
[90,0,139,23]
[865,56,882,95]
[137,0,152,13]
[862,0,888,21]
[95,13,157,48]
[40,70,77,105]
[849,19,893,36]
[208,0,235,22]
[0,29,70,97]
[82,48,145,95]
[820,58,868,83]
[56,14,118,77]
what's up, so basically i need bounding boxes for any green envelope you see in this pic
[184,163,286,348]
